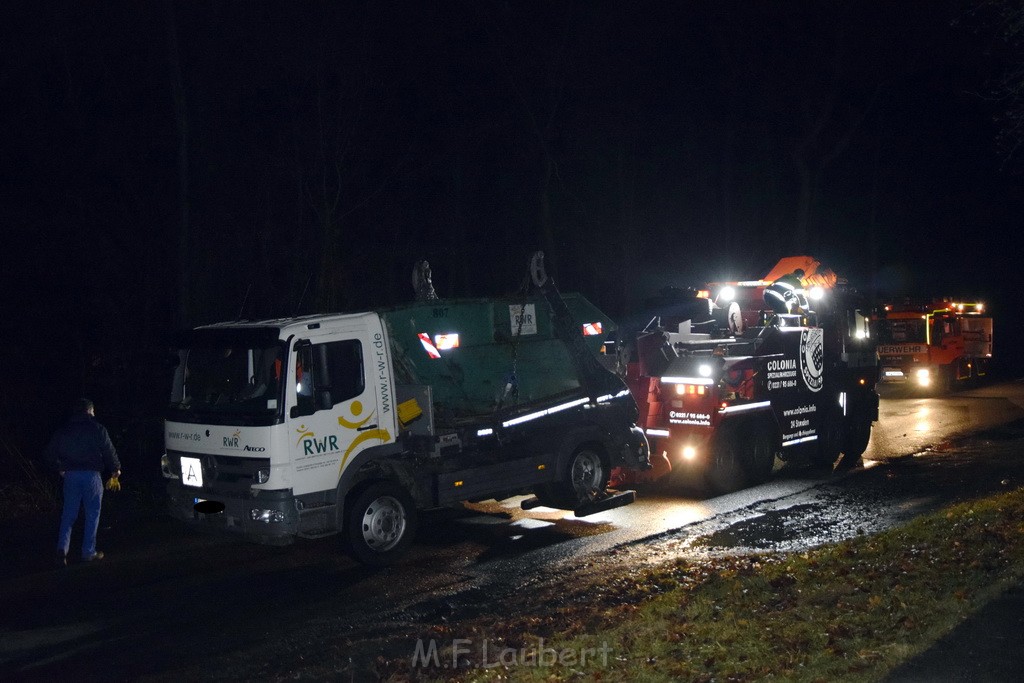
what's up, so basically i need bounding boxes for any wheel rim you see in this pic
[360,495,406,552]
[570,450,603,499]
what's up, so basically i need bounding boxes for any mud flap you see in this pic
[609,450,670,488]
[520,489,636,516]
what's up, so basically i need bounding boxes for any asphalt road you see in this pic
[4,380,1024,680]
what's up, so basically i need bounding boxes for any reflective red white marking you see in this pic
[418,333,441,359]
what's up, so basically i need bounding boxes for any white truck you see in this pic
[162,254,649,565]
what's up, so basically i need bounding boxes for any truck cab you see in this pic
[164,313,397,542]
[873,300,992,390]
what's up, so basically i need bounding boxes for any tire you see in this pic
[812,415,842,469]
[707,423,774,493]
[842,415,872,459]
[344,481,418,567]
[933,366,953,395]
[742,425,776,485]
[706,426,745,494]
[538,446,608,509]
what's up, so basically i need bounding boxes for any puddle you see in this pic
[689,504,836,551]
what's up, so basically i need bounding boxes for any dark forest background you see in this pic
[2,1,1023,492]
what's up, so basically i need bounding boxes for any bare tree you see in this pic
[782,7,886,250]
[980,1,1024,165]
[471,2,596,278]
[164,0,191,327]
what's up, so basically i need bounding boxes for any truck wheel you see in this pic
[539,446,608,509]
[842,416,872,459]
[934,366,953,394]
[742,425,775,485]
[706,427,745,494]
[812,418,842,468]
[345,481,418,567]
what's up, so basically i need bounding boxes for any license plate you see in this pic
[180,456,204,488]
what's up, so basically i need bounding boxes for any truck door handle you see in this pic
[357,424,378,431]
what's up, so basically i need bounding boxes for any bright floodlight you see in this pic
[809,286,825,300]
[719,286,735,302]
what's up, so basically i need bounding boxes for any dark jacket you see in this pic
[44,414,121,474]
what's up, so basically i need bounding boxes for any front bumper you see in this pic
[879,366,933,387]
[167,481,298,545]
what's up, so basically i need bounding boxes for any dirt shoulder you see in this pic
[366,489,1024,682]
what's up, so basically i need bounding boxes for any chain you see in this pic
[498,270,533,410]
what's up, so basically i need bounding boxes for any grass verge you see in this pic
[383,487,1024,682]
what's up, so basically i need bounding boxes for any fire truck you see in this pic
[873,299,993,391]
[612,256,879,493]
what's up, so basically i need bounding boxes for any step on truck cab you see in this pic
[162,253,649,565]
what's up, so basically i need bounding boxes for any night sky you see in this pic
[3,2,1023,453]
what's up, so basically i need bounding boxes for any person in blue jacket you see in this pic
[45,398,121,566]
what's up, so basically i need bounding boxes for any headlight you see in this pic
[915,368,931,386]
[682,446,697,461]
[161,454,177,479]
[250,508,286,523]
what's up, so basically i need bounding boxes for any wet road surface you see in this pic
[3,380,1024,680]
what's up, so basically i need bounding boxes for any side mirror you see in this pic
[316,388,332,410]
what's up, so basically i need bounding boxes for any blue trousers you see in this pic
[57,470,103,559]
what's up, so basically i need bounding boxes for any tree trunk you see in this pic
[164,0,191,328]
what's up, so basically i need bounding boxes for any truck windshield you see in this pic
[875,318,926,344]
[168,330,286,425]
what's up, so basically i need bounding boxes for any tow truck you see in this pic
[612,256,879,492]
[873,299,993,391]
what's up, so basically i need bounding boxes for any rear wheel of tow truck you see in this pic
[706,426,745,494]
[344,481,418,567]
[811,415,842,469]
[841,413,872,460]
[742,424,776,485]
[538,446,608,509]
[706,423,774,494]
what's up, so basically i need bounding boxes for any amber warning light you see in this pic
[434,333,460,350]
